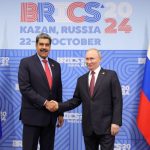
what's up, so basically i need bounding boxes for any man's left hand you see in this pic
[111,124,120,136]
[57,116,64,128]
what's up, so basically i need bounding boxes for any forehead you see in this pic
[38,38,50,43]
[86,50,99,58]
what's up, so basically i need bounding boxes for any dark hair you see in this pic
[36,33,52,45]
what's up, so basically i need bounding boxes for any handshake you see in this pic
[45,100,59,112]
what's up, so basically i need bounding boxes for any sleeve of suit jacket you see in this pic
[111,71,122,126]
[56,63,63,116]
[59,78,82,112]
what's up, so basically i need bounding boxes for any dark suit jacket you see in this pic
[59,68,122,136]
[18,54,63,126]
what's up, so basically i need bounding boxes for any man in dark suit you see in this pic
[50,48,122,150]
[18,33,64,150]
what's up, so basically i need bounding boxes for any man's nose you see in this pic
[43,44,47,48]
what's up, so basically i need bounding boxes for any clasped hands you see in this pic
[45,100,59,112]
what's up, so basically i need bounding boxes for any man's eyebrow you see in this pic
[39,42,50,45]
[86,57,94,59]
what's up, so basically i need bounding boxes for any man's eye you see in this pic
[45,44,50,46]
[89,58,94,61]
[39,43,44,46]
[39,43,49,46]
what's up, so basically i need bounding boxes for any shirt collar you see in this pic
[37,53,48,62]
[90,66,101,75]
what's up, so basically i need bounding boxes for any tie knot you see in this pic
[42,59,48,63]
[91,71,95,75]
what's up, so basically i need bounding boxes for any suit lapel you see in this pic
[84,72,91,97]
[93,68,106,97]
[33,54,50,89]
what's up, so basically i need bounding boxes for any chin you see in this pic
[41,56,47,59]
[88,67,93,71]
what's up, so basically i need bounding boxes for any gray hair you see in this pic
[86,48,101,59]
[36,33,52,45]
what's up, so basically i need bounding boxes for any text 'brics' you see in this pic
[21,2,104,23]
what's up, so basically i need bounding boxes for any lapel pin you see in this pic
[51,64,54,67]
[101,72,105,75]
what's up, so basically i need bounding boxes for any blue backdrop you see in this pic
[0,0,150,149]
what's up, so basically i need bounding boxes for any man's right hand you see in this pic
[45,100,58,112]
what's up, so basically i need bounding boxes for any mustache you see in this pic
[40,49,48,52]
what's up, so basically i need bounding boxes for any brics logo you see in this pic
[20,2,104,23]
[21,2,55,22]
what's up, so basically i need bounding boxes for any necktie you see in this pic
[42,59,52,89]
[90,71,95,96]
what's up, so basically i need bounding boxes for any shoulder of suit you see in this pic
[78,72,89,81]
[101,69,118,79]
[20,54,35,62]
[102,68,116,74]
[48,58,60,65]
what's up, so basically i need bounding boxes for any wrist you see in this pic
[43,100,48,106]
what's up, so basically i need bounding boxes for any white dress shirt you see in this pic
[88,66,101,86]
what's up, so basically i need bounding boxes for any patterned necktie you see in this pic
[42,59,52,89]
[90,71,95,96]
